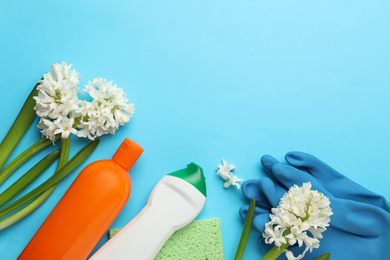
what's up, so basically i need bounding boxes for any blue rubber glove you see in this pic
[240,152,390,260]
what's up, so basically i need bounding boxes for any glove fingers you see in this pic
[252,213,271,233]
[260,155,280,179]
[271,163,330,196]
[239,208,271,235]
[285,151,343,181]
[331,198,390,237]
[241,180,272,209]
[258,177,285,208]
[261,155,295,189]
[239,205,269,224]
[286,152,390,212]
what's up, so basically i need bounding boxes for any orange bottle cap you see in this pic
[112,138,144,170]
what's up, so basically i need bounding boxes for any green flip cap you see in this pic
[168,162,207,198]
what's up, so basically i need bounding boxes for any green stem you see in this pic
[235,198,256,260]
[0,139,99,219]
[0,195,46,230]
[0,82,39,171]
[0,150,60,207]
[0,177,60,231]
[56,137,70,170]
[0,136,57,186]
[0,138,70,230]
[261,243,289,260]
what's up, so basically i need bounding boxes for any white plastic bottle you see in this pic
[90,162,207,260]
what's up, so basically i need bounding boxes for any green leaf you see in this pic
[0,137,57,186]
[0,185,55,230]
[0,138,70,230]
[314,252,331,260]
[234,197,256,260]
[0,150,60,207]
[0,82,39,171]
[0,139,100,219]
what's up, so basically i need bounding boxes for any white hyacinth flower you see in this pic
[262,182,333,260]
[34,63,134,142]
[216,159,244,189]
[34,62,81,141]
[264,223,287,247]
[53,117,78,139]
[77,78,135,140]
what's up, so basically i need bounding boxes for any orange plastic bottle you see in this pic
[18,138,143,260]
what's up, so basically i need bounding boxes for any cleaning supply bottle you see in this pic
[90,162,207,260]
[18,138,143,260]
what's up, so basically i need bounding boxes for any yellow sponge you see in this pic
[109,218,224,260]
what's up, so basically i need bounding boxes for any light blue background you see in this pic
[1,0,390,259]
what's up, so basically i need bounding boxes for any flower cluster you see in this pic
[263,182,333,260]
[216,159,243,189]
[34,63,81,140]
[34,62,134,141]
[77,78,134,140]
